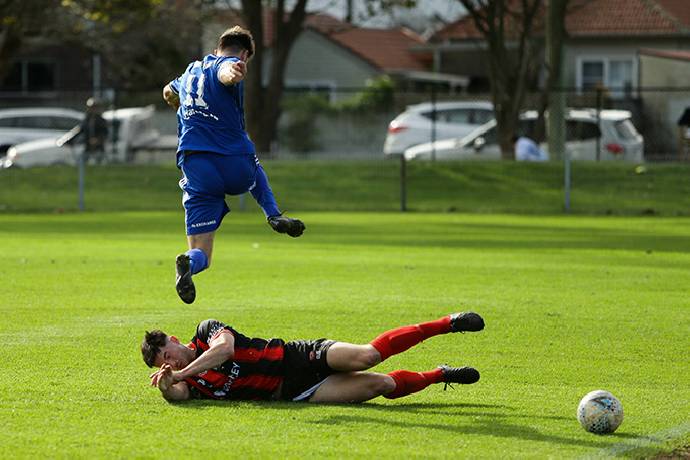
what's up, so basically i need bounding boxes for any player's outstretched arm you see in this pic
[218,60,246,86]
[162,83,180,109]
[175,330,235,380]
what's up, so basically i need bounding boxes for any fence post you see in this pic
[400,154,407,212]
[596,88,603,161]
[239,192,246,211]
[431,84,437,162]
[564,149,571,213]
[78,151,85,212]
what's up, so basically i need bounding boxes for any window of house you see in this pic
[581,61,604,90]
[577,57,636,98]
[0,59,57,93]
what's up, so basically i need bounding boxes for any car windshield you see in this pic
[613,119,638,140]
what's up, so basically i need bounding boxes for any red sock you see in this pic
[370,316,451,361]
[384,369,444,399]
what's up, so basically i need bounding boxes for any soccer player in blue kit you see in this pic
[162,26,305,304]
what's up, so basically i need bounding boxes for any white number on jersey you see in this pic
[182,62,208,109]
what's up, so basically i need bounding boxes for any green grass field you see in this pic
[1,210,688,458]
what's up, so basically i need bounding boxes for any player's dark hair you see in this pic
[141,330,167,368]
[218,26,255,58]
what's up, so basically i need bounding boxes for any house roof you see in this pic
[639,48,690,62]
[210,9,429,71]
[314,26,430,71]
[432,0,690,41]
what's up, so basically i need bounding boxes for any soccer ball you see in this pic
[577,390,624,434]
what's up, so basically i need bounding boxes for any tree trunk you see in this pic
[241,0,266,152]
[0,24,22,83]
[241,0,307,155]
[460,0,544,160]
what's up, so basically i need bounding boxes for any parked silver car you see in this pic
[383,100,494,156]
[0,107,83,154]
[2,106,162,168]
[404,109,644,162]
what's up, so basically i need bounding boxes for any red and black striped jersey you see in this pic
[184,319,285,400]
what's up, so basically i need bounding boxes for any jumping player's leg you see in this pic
[186,231,215,270]
[249,156,304,237]
[325,312,485,372]
[176,153,228,304]
[175,232,214,304]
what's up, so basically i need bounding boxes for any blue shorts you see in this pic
[179,152,260,235]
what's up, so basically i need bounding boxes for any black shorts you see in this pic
[279,339,336,401]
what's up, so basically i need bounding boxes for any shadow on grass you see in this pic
[170,399,599,447]
[306,413,609,449]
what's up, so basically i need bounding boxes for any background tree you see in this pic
[239,0,308,154]
[0,0,200,92]
[223,0,417,154]
[0,0,62,82]
[458,0,543,159]
[59,0,202,90]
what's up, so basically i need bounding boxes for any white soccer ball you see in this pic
[577,390,624,434]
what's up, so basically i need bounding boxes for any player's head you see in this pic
[85,97,104,113]
[141,330,193,370]
[216,26,255,61]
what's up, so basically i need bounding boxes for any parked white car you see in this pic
[0,107,84,155]
[404,109,644,162]
[2,106,161,168]
[383,100,494,156]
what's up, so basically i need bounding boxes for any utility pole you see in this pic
[346,0,353,23]
[546,0,568,210]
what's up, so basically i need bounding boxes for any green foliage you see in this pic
[280,77,395,152]
[280,93,334,153]
[336,76,396,113]
[1,211,689,457]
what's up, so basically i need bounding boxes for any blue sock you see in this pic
[186,248,208,275]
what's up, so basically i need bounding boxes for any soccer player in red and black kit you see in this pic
[142,312,485,403]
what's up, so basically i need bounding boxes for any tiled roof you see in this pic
[432,0,690,41]
[639,48,690,61]
[565,0,688,36]
[655,0,690,28]
[317,26,429,71]
[209,9,429,72]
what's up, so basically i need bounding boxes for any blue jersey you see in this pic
[170,55,255,158]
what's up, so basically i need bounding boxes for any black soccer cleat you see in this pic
[449,312,485,333]
[439,365,480,385]
[268,214,305,238]
[175,253,196,304]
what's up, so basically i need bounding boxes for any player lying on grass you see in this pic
[162,25,304,305]
[142,312,485,403]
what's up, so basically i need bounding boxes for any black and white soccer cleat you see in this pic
[438,365,480,386]
[268,214,305,238]
[449,312,485,333]
[175,253,196,304]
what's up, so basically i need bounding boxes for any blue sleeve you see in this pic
[169,76,182,94]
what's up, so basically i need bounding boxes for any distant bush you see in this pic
[280,77,395,153]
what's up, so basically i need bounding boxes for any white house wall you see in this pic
[283,29,380,91]
[639,54,690,157]
[563,37,690,90]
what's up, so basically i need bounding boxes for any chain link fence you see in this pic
[1,86,689,214]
